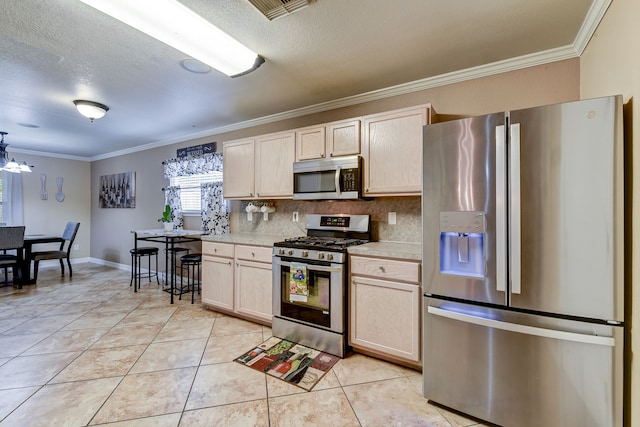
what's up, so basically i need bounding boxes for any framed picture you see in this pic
[99,171,135,208]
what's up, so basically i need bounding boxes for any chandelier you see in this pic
[0,132,32,173]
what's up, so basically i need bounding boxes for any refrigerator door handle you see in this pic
[509,123,522,294]
[495,125,507,292]
[427,306,615,347]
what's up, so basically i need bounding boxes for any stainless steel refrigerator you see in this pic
[422,95,625,427]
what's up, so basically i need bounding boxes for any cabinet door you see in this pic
[327,119,360,157]
[349,275,421,362]
[235,259,273,324]
[362,106,428,196]
[202,255,234,312]
[255,131,295,198]
[295,126,326,161]
[223,139,255,199]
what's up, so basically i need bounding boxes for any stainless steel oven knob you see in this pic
[327,254,334,261]
[318,253,325,260]
[287,250,294,256]
[278,248,285,255]
[302,251,309,257]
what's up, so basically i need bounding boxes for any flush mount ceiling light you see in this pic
[73,100,110,122]
[77,0,265,77]
[0,132,33,173]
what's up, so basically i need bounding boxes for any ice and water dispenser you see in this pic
[439,211,486,278]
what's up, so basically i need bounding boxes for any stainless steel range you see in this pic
[272,214,370,357]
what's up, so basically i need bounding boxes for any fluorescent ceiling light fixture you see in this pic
[73,100,110,122]
[77,0,265,77]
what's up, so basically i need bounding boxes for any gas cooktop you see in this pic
[273,214,371,253]
[275,236,369,251]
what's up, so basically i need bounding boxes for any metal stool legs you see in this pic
[130,247,159,292]
[179,253,201,304]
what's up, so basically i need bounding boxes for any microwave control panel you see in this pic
[340,169,359,191]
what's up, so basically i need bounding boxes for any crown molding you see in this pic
[89,0,609,162]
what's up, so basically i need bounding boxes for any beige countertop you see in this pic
[201,233,300,247]
[202,234,421,261]
[348,241,422,261]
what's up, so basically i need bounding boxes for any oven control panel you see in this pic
[273,247,345,263]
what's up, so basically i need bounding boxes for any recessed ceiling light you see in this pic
[180,59,212,74]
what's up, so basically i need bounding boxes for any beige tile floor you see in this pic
[0,263,488,426]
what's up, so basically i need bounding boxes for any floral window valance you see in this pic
[163,153,223,179]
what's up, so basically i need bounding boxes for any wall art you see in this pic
[99,171,135,208]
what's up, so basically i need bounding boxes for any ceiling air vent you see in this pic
[248,0,313,20]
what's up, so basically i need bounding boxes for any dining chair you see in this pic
[31,222,80,281]
[0,226,26,287]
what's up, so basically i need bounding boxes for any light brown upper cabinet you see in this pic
[223,131,295,199]
[223,138,255,199]
[295,118,361,161]
[254,131,296,198]
[362,104,432,196]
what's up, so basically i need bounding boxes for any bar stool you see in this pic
[130,247,159,291]
[163,247,190,294]
[179,253,202,304]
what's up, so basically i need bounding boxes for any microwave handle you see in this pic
[335,165,342,197]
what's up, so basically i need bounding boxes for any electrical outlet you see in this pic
[388,212,397,225]
[292,211,299,222]
[73,244,80,251]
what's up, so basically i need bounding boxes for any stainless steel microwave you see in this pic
[293,155,363,200]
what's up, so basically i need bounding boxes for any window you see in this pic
[170,171,222,213]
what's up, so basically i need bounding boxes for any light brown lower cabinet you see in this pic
[202,241,273,325]
[234,245,273,324]
[349,255,421,366]
[202,242,234,312]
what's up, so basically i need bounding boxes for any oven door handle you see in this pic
[274,259,342,273]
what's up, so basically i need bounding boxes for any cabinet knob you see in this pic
[251,252,255,257]
[379,266,386,273]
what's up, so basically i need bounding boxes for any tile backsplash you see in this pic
[236,197,421,243]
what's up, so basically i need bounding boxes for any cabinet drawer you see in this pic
[203,241,234,258]
[235,245,273,263]
[350,256,420,284]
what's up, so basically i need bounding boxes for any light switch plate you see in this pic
[388,212,396,225]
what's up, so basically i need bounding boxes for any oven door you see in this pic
[272,256,345,332]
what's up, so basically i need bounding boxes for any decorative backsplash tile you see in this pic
[237,197,421,243]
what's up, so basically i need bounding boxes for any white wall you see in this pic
[580,0,639,424]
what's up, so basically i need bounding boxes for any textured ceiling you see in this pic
[0,0,602,159]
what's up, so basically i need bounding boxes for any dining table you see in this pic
[21,234,65,284]
[131,229,206,303]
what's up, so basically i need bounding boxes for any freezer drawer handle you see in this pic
[427,306,615,347]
